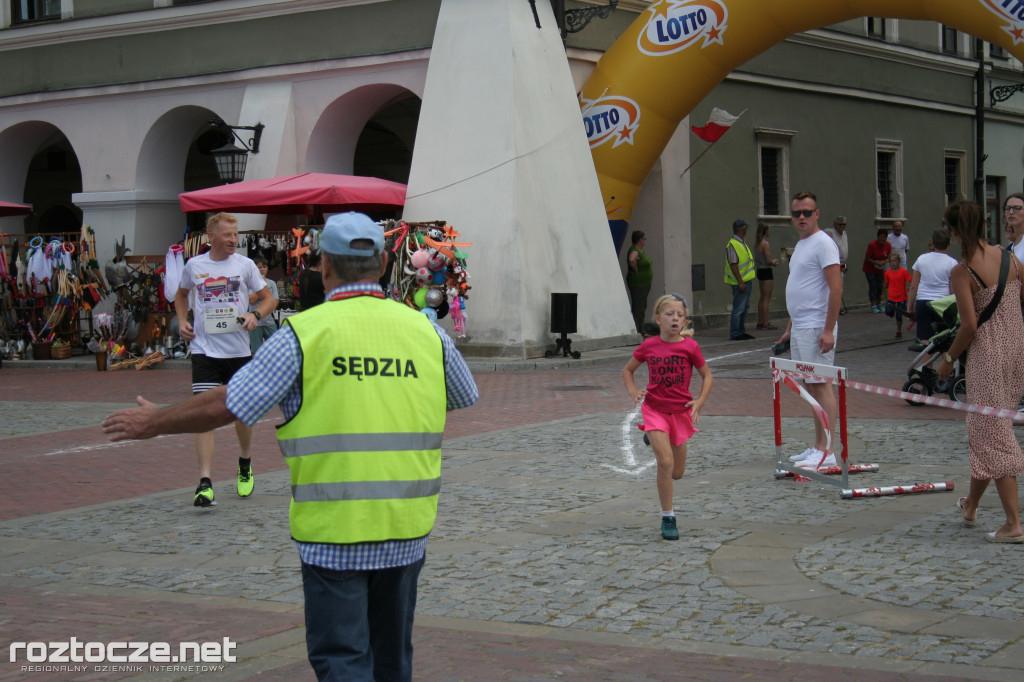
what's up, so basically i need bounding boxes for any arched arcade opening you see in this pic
[0,121,82,236]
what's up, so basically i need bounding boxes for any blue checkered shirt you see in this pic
[225,282,479,571]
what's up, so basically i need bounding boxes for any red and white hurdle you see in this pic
[771,356,954,499]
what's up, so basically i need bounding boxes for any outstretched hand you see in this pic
[102,396,160,441]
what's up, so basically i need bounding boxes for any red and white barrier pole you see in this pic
[775,463,880,479]
[842,482,954,499]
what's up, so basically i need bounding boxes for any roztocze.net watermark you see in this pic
[10,637,236,673]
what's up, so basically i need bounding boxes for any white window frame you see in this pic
[943,149,967,206]
[755,128,796,219]
[875,139,904,221]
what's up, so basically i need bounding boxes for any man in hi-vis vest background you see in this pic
[103,212,479,681]
[724,219,756,340]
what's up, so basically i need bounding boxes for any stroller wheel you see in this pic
[902,379,931,406]
[949,376,967,403]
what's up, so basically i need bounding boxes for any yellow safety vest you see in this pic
[278,295,446,544]
[724,236,756,285]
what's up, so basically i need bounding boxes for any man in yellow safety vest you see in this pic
[103,212,479,681]
[724,218,756,340]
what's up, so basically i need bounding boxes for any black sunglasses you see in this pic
[670,293,688,307]
[791,209,816,218]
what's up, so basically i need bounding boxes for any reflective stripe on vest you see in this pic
[724,237,756,284]
[279,432,444,458]
[292,478,442,503]
[279,296,446,544]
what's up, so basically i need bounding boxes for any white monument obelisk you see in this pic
[403,0,636,357]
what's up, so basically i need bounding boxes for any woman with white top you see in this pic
[906,228,958,351]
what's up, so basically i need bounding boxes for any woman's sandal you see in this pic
[956,497,976,527]
[985,531,1024,543]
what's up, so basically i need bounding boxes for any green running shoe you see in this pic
[193,480,215,507]
[661,516,679,541]
[237,464,254,497]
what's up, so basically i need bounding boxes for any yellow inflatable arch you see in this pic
[582,0,1024,250]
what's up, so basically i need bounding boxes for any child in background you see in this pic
[248,255,279,354]
[884,251,912,338]
[622,294,713,541]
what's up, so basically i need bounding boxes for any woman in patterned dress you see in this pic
[938,200,1024,543]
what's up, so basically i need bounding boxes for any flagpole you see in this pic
[679,140,718,177]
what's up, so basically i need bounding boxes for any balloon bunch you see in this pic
[385,220,472,335]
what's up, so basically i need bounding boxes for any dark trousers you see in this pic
[729,283,751,338]
[629,285,651,333]
[865,272,884,303]
[301,557,425,682]
[915,299,939,342]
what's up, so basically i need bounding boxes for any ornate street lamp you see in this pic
[563,0,617,34]
[546,0,617,36]
[990,82,1024,107]
[205,118,265,184]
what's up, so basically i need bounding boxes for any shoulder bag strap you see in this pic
[976,248,1010,327]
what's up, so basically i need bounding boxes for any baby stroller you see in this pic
[902,295,966,405]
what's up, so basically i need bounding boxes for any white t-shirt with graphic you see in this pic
[180,253,266,358]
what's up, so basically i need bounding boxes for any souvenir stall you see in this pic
[383,220,472,336]
[89,226,303,370]
[177,172,410,325]
[87,237,177,370]
[0,226,108,362]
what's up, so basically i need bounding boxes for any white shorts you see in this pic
[790,324,837,384]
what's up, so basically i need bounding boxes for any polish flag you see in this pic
[691,108,743,143]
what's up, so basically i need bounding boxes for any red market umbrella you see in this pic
[178,173,407,215]
[0,200,32,216]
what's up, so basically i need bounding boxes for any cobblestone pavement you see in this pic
[1,310,1021,681]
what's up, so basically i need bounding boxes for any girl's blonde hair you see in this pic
[652,294,695,337]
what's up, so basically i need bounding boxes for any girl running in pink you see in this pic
[622,294,713,540]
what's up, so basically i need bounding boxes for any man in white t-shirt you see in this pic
[887,220,909,270]
[906,229,958,351]
[775,192,843,469]
[823,216,849,273]
[175,212,278,507]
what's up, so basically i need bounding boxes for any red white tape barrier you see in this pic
[777,369,1024,424]
[772,371,833,457]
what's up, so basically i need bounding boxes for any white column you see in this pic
[661,121,693,305]
[233,82,296,232]
[72,190,182,265]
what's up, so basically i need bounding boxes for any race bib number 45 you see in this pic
[205,308,240,334]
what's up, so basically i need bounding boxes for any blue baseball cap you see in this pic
[320,212,383,257]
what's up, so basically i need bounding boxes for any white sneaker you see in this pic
[798,451,837,469]
[789,448,814,462]
[794,448,824,467]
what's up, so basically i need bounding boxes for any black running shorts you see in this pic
[191,354,251,395]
